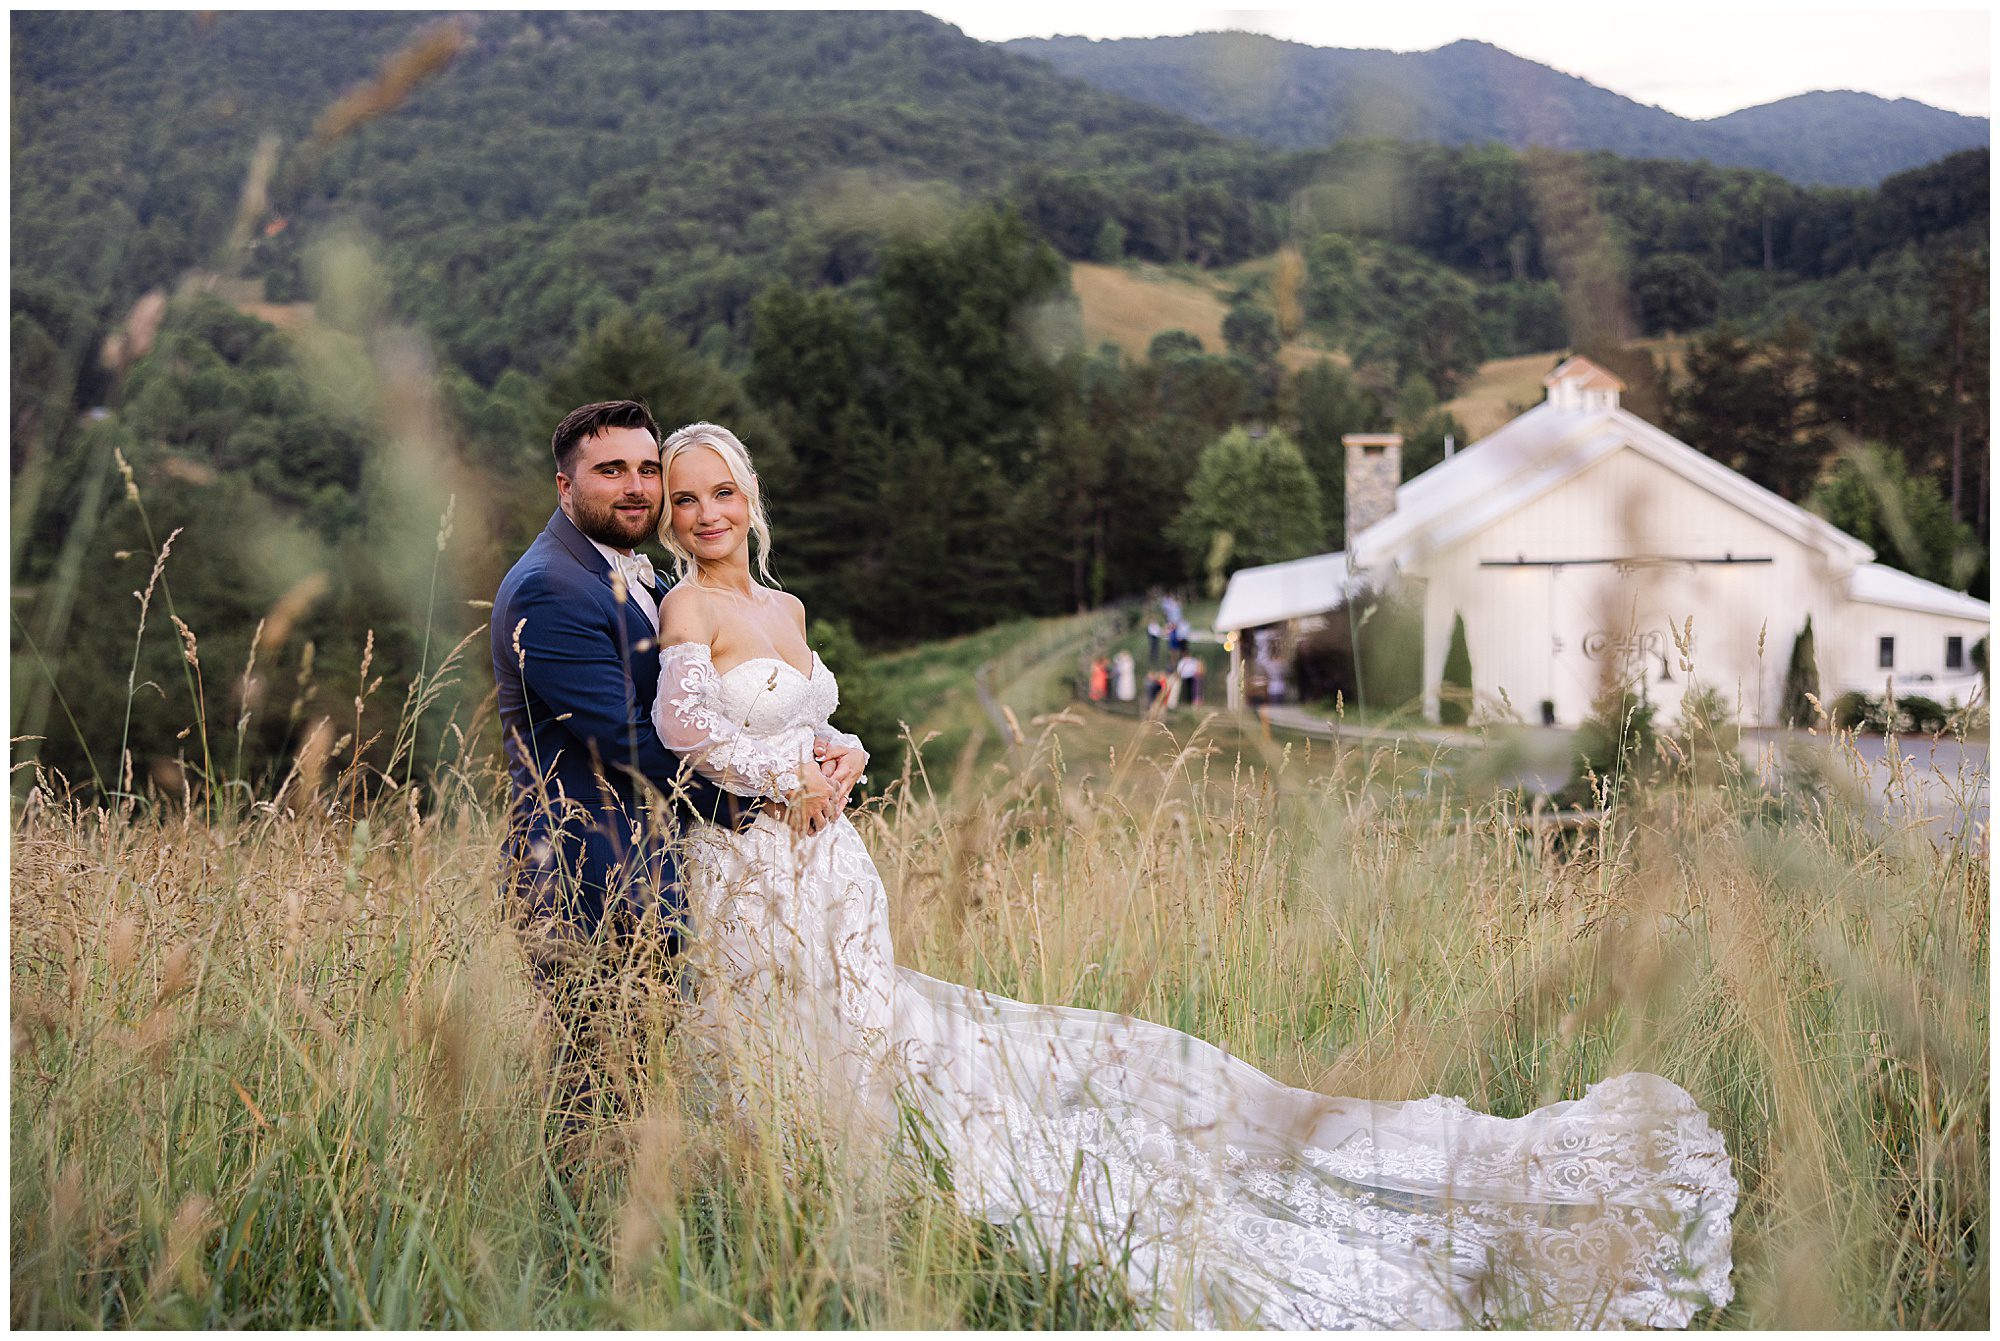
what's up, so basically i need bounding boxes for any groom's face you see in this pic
[557,425,663,551]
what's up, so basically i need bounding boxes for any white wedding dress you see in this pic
[652,642,1737,1329]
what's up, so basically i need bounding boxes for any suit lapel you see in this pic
[545,509,657,648]
[547,508,610,578]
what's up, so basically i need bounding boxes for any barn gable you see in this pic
[1457,440,1815,567]
[1350,381,1872,576]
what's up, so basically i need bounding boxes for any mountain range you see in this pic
[1001,33,1989,188]
[11,8,1985,400]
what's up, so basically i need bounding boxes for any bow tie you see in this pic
[614,553,657,595]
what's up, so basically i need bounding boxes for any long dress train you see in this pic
[652,641,1736,1329]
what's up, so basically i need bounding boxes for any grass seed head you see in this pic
[146,1193,215,1303]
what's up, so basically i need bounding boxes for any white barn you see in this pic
[1218,357,1990,726]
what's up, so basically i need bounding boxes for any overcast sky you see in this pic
[922,4,1992,120]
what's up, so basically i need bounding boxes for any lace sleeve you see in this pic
[652,641,805,800]
[813,722,867,756]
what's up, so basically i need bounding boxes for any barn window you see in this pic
[1878,636,1895,669]
[1947,635,1964,670]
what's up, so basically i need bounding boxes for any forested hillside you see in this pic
[1005,33,1991,188]
[10,9,1989,795]
[11,10,1267,384]
[1707,91,1994,188]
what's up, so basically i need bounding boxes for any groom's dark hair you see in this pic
[551,400,661,473]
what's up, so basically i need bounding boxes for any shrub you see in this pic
[1894,694,1949,735]
[1827,689,1949,734]
[1783,616,1820,727]
[1671,683,1741,788]
[1352,582,1425,716]
[1831,690,1879,731]
[1557,683,1659,807]
[1438,611,1472,726]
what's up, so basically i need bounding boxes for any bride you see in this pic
[647,422,1736,1329]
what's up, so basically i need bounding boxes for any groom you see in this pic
[492,400,837,998]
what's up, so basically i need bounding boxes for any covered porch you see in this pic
[1214,551,1358,710]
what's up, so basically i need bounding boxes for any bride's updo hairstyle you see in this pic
[658,421,777,585]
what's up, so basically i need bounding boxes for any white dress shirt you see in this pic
[585,535,660,632]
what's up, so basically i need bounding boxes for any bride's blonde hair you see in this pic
[657,421,777,586]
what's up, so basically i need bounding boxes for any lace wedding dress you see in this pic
[652,642,1737,1329]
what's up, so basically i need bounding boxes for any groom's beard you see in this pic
[571,495,660,550]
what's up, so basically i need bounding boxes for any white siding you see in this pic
[1827,602,1989,705]
[1410,444,1845,726]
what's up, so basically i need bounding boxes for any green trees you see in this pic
[1147,330,1205,361]
[1169,427,1324,586]
[1299,238,1487,394]
[8,9,1993,795]
[541,312,785,476]
[16,294,417,794]
[1631,254,1721,335]
[1391,375,1471,482]
[1221,301,1281,409]
[1288,360,1387,547]
[1669,307,1987,593]
[746,207,1072,640]
[1092,219,1126,264]
[1807,442,1981,590]
[1668,324,1811,499]
[1221,303,1280,366]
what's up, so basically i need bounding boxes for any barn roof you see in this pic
[1847,562,1992,621]
[1214,550,1353,633]
[1347,400,1876,573]
[1221,382,1989,639]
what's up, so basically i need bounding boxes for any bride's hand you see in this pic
[814,741,867,806]
[786,763,836,836]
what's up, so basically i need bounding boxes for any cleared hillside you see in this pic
[1443,338,1689,439]
[1071,257,1687,431]
[1070,262,1344,372]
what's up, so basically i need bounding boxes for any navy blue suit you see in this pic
[491,509,752,958]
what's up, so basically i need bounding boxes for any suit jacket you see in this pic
[491,508,755,950]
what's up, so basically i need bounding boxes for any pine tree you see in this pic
[1438,611,1473,725]
[1783,614,1820,727]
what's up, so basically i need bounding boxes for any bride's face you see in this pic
[667,446,751,566]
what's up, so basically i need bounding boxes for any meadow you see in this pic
[11,16,1986,1326]
[9,614,1988,1328]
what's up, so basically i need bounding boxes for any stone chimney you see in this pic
[1342,433,1402,542]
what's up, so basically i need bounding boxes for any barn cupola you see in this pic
[1543,355,1625,412]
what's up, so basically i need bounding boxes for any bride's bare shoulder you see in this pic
[658,582,719,647]
[769,588,807,629]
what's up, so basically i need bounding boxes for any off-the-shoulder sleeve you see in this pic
[813,722,867,756]
[652,642,805,800]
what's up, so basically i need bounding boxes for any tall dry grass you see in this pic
[10,666,1987,1326]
